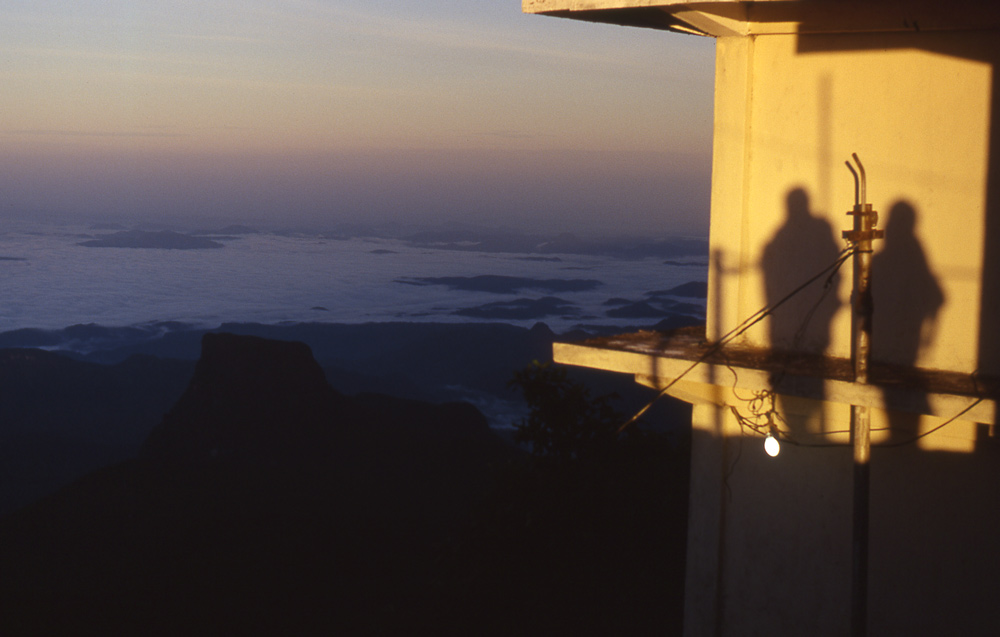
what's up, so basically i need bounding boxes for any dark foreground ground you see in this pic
[0,332,690,635]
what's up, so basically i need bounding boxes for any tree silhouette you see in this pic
[443,362,691,635]
[510,361,625,462]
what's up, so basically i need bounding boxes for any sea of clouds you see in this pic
[0,222,707,337]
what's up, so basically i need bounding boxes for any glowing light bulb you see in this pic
[764,432,780,457]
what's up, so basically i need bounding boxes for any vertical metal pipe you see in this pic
[846,153,876,637]
[853,204,874,385]
[851,403,871,637]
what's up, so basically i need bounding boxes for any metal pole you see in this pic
[843,154,881,637]
[851,403,870,637]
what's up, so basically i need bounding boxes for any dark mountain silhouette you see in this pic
[0,333,514,635]
[19,321,560,404]
[141,334,344,466]
[652,314,706,331]
[0,349,194,513]
[78,230,224,249]
[0,321,689,515]
[0,321,191,352]
[138,332,511,484]
[401,227,707,260]
[597,282,707,321]
[648,280,708,298]
[663,259,707,266]
[602,296,634,306]
[0,331,694,635]
[0,320,704,412]
[606,300,672,319]
[453,296,580,320]
[0,320,562,500]
[209,224,259,235]
[397,274,601,294]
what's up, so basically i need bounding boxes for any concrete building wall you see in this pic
[708,30,995,374]
[684,399,1000,636]
[687,26,1000,636]
[683,402,854,636]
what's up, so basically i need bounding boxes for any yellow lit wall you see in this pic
[686,25,1000,637]
[708,30,994,374]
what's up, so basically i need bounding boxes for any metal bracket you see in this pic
[842,155,884,244]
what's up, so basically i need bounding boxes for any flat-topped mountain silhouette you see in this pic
[141,333,346,466]
[0,333,513,634]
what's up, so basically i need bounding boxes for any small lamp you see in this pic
[764,431,780,457]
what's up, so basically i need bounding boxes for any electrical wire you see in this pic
[757,398,983,449]
[618,243,990,451]
[876,398,984,448]
[770,364,989,448]
[617,246,855,433]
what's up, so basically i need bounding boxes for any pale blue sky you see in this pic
[2,1,715,234]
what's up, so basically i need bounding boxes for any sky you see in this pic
[2,1,716,235]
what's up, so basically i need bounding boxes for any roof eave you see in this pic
[523,1,1000,38]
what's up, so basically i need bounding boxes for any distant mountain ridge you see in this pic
[0,332,514,634]
[399,227,707,260]
[78,229,224,249]
[0,348,194,514]
[0,321,692,519]
[141,332,505,473]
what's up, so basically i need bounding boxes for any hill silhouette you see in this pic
[0,332,688,635]
[78,230,224,249]
[0,349,194,513]
[0,321,689,515]
[0,333,515,634]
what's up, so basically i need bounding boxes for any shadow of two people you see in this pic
[762,188,942,441]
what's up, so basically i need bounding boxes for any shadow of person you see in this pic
[761,188,841,434]
[872,201,944,442]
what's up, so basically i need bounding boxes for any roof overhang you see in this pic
[522,1,1000,38]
